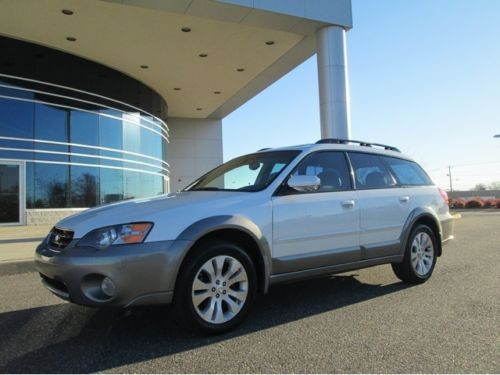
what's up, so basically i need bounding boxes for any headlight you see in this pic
[78,223,153,249]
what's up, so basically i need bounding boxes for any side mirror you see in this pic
[287,175,321,193]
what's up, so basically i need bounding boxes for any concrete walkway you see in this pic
[0,225,51,274]
[0,224,51,241]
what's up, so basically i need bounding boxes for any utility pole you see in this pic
[447,166,453,192]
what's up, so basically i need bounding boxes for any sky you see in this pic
[222,0,500,191]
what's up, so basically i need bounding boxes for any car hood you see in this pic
[56,191,261,239]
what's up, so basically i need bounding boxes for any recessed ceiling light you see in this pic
[173,87,181,91]
[199,53,208,58]
[181,27,191,32]
[236,68,245,72]
[265,41,275,45]
[214,91,221,94]
[66,36,77,42]
[62,9,74,15]
[196,107,202,111]
[140,65,149,69]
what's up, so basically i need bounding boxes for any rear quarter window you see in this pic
[382,156,433,186]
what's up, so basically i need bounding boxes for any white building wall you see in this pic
[167,118,223,192]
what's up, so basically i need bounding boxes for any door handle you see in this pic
[341,200,355,208]
[399,196,410,203]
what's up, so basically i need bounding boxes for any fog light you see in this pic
[101,277,116,297]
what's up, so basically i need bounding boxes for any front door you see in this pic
[272,151,360,274]
[0,162,22,225]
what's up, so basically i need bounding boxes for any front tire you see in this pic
[392,224,437,284]
[174,240,257,334]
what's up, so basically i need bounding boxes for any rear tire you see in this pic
[392,224,437,284]
[174,240,257,334]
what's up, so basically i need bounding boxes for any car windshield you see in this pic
[185,150,301,192]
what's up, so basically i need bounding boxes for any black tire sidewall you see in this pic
[174,240,257,334]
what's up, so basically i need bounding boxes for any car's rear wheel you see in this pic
[392,224,437,283]
[174,240,257,334]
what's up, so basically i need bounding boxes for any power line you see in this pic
[428,160,500,172]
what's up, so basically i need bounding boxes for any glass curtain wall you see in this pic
[0,36,169,212]
[0,79,168,209]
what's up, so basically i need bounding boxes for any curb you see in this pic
[0,237,45,244]
[0,260,35,277]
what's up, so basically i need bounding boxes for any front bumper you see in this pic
[35,238,192,307]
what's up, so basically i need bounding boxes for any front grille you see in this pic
[48,227,74,250]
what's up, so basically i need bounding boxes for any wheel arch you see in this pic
[173,216,272,295]
[400,208,443,257]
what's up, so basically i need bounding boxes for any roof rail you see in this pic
[257,147,272,152]
[315,138,401,152]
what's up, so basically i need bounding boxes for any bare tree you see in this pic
[489,181,500,190]
[473,183,487,191]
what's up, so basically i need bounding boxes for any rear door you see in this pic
[272,151,360,273]
[347,152,411,259]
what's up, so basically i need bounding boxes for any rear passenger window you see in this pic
[348,153,396,189]
[292,151,351,192]
[382,157,432,186]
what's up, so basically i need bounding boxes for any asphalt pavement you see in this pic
[0,211,498,373]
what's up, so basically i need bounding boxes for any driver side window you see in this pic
[291,151,352,192]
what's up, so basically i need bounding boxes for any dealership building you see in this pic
[0,0,352,225]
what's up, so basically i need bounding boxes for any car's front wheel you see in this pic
[174,240,257,334]
[392,224,437,283]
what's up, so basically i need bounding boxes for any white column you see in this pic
[167,118,223,192]
[316,25,351,140]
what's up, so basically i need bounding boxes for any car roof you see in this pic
[258,142,415,161]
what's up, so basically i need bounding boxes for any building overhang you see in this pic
[0,0,352,119]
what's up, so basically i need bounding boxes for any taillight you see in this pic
[438,187,449,204]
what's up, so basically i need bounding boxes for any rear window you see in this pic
[382,157,433,186]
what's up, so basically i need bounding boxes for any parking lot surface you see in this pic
[0,211,498,373]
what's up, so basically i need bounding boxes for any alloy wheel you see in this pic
[191,255,249,324]
[410,232,434,276]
